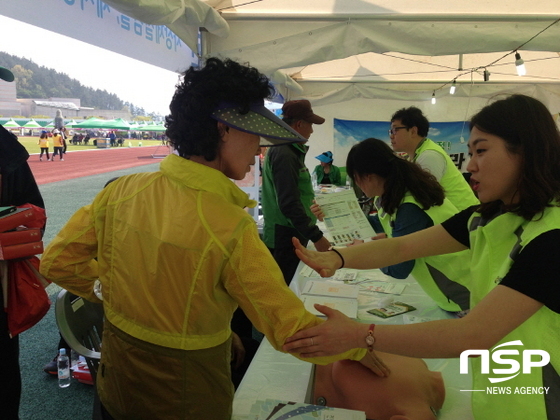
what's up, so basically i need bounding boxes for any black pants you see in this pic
[39,148,50,159]
[53,147,63,159]
[0,285,21,420]
[268,225,308,285]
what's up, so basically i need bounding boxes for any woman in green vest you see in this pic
[285,94,560,420]
[345,138,471,313]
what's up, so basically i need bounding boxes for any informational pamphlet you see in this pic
[314,189,376,246]
[367,301,417,318]
[301,280,359,299]
[359,283,407,295]
[302,295,359,319]
[244,398,365,420]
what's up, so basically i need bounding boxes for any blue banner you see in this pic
[333,118,471,172]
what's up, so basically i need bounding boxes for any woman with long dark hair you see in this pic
[344,138,471,313]
[285,94,560,420]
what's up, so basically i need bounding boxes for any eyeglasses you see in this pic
[388,126,408,136]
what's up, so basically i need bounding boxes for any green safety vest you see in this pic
[376,193,471,312]
[467,207,560,420]
[413,139,479,211]
[261,143,318,248]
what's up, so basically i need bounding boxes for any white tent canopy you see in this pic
[104,1,560,96]
[6,0,560,163]
[102,0,560,165]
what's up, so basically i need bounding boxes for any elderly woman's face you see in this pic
[218,126,261,180]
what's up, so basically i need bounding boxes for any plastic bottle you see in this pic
[58,348,71,388]
[311,171,318,191]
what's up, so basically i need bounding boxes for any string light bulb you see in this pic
[431,92,436,105]
[449,80,456,95]
[515,52,526,76]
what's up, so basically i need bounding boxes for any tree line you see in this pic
[0,51,155,118]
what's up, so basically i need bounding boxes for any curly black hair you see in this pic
[165,57,274,161]
[346,138,444,215]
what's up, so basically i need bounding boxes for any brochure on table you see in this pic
[314,189,376,246]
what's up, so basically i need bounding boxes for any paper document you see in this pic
[360,283,407,295]
[314,190,376,246]
[302,295,359,319]
[302,280,359,299]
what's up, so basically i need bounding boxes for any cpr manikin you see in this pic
[313,352,445,420]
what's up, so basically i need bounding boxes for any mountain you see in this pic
[0,51,149,117]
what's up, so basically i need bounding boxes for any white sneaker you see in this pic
[48,158,52,161]
[40,157,42,161]
[61,158,64,161]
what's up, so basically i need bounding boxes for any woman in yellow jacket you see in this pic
[40,58,387,420]
[51,128,64,161]
[37,130,50,161]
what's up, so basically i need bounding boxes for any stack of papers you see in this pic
[300,280,359,318]
[244,399,365,420]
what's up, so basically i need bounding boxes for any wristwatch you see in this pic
[365,324,375,352]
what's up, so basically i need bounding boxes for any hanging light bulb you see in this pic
[449,80,456,95]
[431,92,436,105]
[515,52,526,76]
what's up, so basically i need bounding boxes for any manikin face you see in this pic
[389,119,413,153]
[218,125,261,180]
[467,127,523,205]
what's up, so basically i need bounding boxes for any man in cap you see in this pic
[261,99,331,284]
[0,65,45,420]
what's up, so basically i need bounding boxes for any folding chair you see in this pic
[55,289,104,419]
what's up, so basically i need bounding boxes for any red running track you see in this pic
[28,146,169,185]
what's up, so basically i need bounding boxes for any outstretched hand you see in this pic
[283,304,390,377]
[283,304,361,356]
[292,237,340,277]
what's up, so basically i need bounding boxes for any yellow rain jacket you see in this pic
[40,154,365,419]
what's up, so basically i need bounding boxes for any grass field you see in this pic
[16,136,164,155]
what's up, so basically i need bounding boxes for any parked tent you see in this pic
[2,118,20,128]
[71,117,130,130]
[22,119,43,129]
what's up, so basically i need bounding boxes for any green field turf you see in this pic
[16,136,164,155]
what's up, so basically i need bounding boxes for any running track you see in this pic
[28,145,168,185]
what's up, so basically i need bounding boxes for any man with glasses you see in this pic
[389,106,478,211]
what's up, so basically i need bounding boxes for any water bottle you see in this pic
[58,348,71,388]
[311,171,318,191]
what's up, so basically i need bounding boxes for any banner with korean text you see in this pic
[334,118,470,172]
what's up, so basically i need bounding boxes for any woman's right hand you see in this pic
[310,201,325,222]
[292,237,341,277]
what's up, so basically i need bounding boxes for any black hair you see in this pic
[469,94,560,220]
[346,138,444,215]
[391,107,430,138]
[165,57,273,161]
